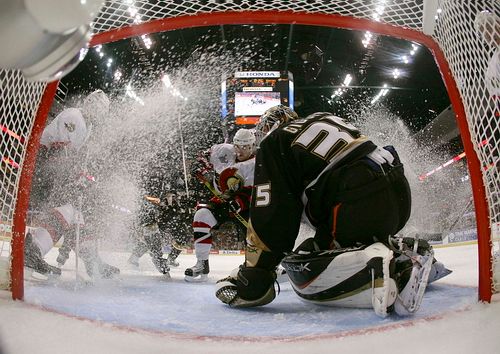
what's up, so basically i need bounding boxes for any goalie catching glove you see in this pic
[215,265,277,308]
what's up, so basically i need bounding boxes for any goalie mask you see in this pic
[255,105,298,145]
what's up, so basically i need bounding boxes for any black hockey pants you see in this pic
[312,146,411,249]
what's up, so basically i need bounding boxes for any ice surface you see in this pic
[0,243,499,354]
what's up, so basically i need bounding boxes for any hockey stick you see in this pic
[195,173,249,229]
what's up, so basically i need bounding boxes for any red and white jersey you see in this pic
[40,108,87,151]
[231,157,255,187]
[53,204,85,227]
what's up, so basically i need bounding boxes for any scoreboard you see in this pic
[221,71,294,127]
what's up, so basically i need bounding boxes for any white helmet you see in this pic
[81,89,110,121]
[233,128,256,161]
[233,128,256,146]
[474,10,499,46]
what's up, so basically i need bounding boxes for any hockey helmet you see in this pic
[81,89,110,121]
[255,105,298,145]
[474,10,499,46]
[233,128,256,146]
[233,128,255,161]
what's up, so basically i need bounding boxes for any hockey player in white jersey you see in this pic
[184,129,256,282]
[26,90,120,278]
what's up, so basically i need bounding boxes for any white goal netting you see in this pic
[0,0,498,299]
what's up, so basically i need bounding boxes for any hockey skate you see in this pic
[275,265,288,283]
[165,248,181,267]
[390,237,434,315]
[184,259,209,282]
[25,258,62,277]
[97,262,120,279]
[127,254,140,267]
[428,260,452,283]
[152,256,171,276]
[83,257,120,279]
[24,234,61,277]
[166,255,180,268]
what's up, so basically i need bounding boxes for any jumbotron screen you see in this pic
[234,91,281,117]
[221,70,294,126]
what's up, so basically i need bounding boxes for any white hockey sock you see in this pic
[195,242,211,261]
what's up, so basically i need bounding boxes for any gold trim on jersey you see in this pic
[245,219,271,267]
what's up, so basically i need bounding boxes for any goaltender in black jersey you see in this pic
[216,105,450,317]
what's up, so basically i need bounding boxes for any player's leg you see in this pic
[142,226,170,275]
[185,207,215,282]
[160,216,187,268]
[311,152,434,315]
[127,225,149,267]
[24,228,61,276]
[330,157,433,315]
[52,205,120,278]
[79,237,120,278]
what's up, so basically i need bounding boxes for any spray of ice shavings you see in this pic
[350,106,472,237]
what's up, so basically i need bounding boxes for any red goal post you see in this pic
[0,0,498,302]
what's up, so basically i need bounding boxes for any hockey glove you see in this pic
[215,265,277,308]
[228,199,242,214]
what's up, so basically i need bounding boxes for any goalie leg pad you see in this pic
[216,266,276,308]
[282,242,396,317]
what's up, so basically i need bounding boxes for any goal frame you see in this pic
[10,10,492,302]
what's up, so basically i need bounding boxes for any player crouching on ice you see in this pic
[216,105,450,317]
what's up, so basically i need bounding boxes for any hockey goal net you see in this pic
[0,0,498,301]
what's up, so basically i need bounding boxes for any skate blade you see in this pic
[184,274,208,283]
[428,267,452,283]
